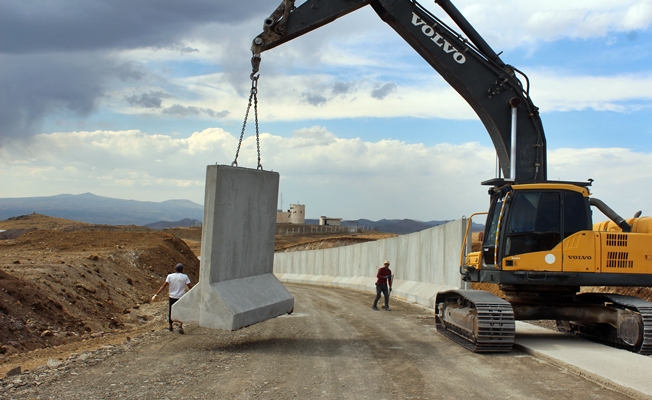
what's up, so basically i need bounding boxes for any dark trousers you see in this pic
[373,283,389,308]
[168,298,179,324]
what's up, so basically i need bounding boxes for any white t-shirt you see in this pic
[166,272,191,299]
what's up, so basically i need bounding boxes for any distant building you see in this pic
[319,216,342,226]
[277,204,305,224]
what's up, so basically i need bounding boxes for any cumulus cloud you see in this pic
[0,0,271,143]
[2,0,652,147]
[455,0,652,47]
[0,53,115,143]
[302,92,329,107]
[332,81,354,96]
[1,127,651,221]
[371,83,397,100]
[126,91,170,108]
[529,70,652,112]
[289,126,337,147]
[0,0,272,54]
[162,104,229,118]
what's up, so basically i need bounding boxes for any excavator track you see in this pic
[556,293,652,355]
[435,290,515,353]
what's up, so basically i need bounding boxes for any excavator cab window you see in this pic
[563,191,591,238]
[482,188,592,264]
[504,191,561,257]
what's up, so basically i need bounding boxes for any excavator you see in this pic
[251,0,652,354]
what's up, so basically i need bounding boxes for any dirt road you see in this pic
[3,284,630,400]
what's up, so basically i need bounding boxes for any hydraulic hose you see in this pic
[590,198,631,232]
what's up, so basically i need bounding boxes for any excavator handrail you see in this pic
[460,212,488,270]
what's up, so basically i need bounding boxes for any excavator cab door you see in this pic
[481,192,506,268]
[481,186,592,270]
[503,191,561,257]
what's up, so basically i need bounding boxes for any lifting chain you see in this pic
[232,55,263,170]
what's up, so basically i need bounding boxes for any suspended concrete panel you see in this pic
[172,165,294,330]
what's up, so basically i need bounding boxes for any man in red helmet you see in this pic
[372,260,393,311]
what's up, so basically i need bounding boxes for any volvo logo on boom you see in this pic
[411,13,466,64]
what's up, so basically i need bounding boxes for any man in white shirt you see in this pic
[152,263,193,334]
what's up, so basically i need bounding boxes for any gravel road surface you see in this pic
[2,284,632,399]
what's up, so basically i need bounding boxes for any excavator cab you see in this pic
[480,182,592,271]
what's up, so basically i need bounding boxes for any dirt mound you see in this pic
[0,221,198,360]
[278,236,382,252]
[275,230,396,252]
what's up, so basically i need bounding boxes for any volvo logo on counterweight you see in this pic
[568,255,592,260]
[411,13,466,64]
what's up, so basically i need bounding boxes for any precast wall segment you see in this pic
[172,165,294,330]
[274,219,467,308]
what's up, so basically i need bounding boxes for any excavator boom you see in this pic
[252,0,547,182]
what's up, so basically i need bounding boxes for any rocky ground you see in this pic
[0,285,634,400]
[0,215,199,361]
[1,214,650,399]
[0,214,394,380]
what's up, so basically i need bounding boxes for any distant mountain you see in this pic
[0,194,484,233]
[305,218,484,235]
[0,193,203,226]
[354,219,448,234]
[144,218,202,230]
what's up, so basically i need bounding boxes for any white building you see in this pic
[277,204,305,224]
[319,216,342,226]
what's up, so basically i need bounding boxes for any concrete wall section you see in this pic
[274,219,466,308]
[173,165,294,330]
[209,166,277,282]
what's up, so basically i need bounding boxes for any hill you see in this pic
[0,193,203,225]
[306,218,484,235]
[144,218,202,230]
[0,194,483,232]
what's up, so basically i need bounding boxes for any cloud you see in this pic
[126,91,170,109]
[455,1,652,48]
[0,0,271,143]
[2,0,652,156]
[2,127,651,221]
[302,92,329,107]
[289,126,337,147]
[0,53,115,143]
[0,0,273,54]
[161,104,229,118]
[530,70,652,112]
[332,81,354,96]
[371,83,397,100]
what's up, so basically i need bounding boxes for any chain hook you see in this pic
[231,55,264,170]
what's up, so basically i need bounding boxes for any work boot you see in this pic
[385,306,391,311]
[372,305,379,311]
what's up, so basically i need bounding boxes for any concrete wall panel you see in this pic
[174,165,294,330]
[271,220,466,310]
[419,229,433,283]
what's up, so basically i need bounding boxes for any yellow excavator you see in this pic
[251,0,652,354]
[443,181,652,353]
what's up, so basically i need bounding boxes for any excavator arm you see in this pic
[252,0,547,183]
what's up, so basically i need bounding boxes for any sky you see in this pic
[1,0,651,222]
